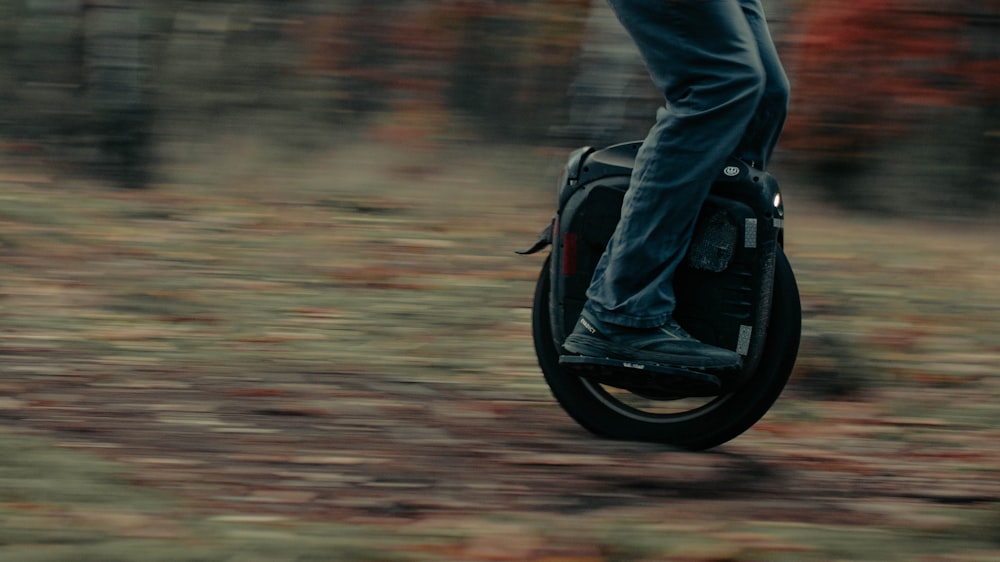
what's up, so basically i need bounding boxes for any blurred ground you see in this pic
[0,139,998,561]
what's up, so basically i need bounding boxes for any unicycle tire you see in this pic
[533,247,801,451]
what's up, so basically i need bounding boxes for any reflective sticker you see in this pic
[737,325,753,356]
[773,218,784,229]
[744,218,758,248]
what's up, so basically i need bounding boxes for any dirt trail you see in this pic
[1,142,997,560]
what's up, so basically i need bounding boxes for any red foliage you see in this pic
[783,0,995,157]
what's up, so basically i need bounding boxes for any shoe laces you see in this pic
[655,323,695,341]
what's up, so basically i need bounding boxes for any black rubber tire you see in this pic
[532,247,801,451]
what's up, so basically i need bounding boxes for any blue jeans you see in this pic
[585,0,790,329]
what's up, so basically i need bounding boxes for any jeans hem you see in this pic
[584,302,671,329]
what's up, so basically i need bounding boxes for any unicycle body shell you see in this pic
[526,141,801,450]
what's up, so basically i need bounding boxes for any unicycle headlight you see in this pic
[557,146,592,208]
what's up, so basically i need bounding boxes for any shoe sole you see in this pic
[563,334,742,371]
[559,355,723,397]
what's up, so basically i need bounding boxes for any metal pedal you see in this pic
[559,355,724,397]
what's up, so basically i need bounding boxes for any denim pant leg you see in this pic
[734,0,791,170]
[585,0,767,329]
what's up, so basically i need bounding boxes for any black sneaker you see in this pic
[562,309,742,370]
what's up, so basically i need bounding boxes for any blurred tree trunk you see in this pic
[7,0,84,139]
[552,0,652,146]
[82,0,154,187]
[448,0,590,141]
[0,1,23,130]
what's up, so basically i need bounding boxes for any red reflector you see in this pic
[562,232,578,275]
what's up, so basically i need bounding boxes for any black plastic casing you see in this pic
[550,142,783,383]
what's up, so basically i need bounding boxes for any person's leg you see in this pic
[733,0,790,170]
[563,0,766,369]
[585,0,765,329]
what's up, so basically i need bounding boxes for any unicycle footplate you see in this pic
[558,355,731,397]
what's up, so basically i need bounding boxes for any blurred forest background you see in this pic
[0,0,997,215]
[1,3,999,558]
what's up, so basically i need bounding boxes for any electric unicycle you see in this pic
[520,142,801,450]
